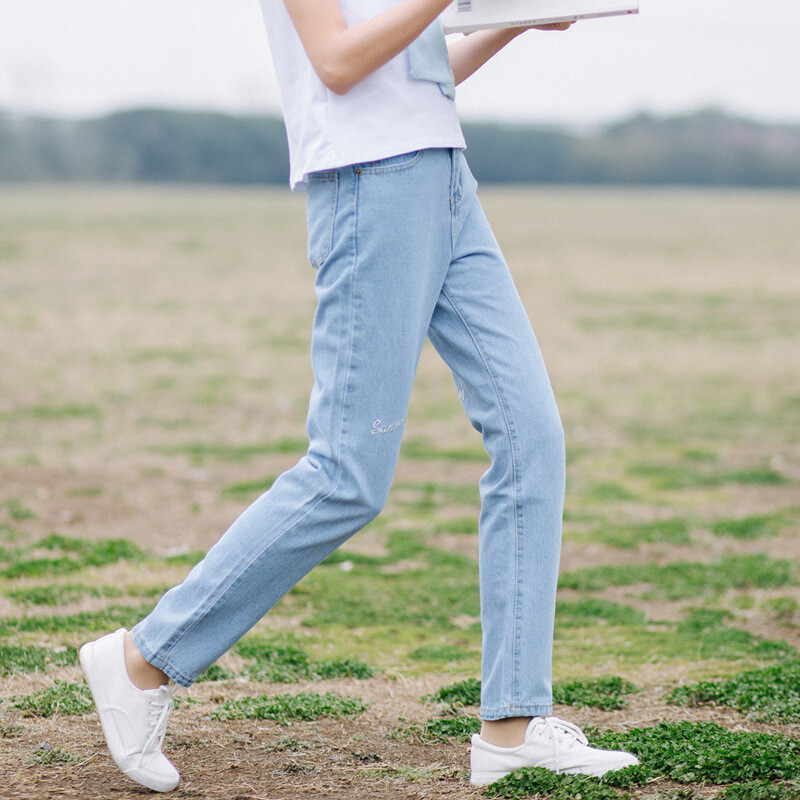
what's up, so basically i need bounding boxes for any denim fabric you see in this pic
[132,148,564,720]
[407,18,456,99]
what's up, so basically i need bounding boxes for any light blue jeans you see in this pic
[133,148,565,720]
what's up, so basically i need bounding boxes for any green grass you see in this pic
[0,404,103,422]
[584,482,639,503]
[721,782,800,800]
[211,691,367,724]
[235,638,376,682]
[392,481,481,511]
[627,461,788,490]
[400,438,486,463]
[0,602,155,636]
[298,551,478,630]
[153,437,307,464]
[410,644,472,662]
[195,663,238,682]
[666,660,800,722]
[484,722,800,800]
[406,715,481,743]
[292,530,479,630]
[585,518,692,549]
[0,534,146,579]
[427,676,641,713]
[0,644,78,676]
[2,497,36,521]
[220,476,277,498]
[574,292,756,340]
[11,680,93,718]
[711,513,782,540]
[192,374,236,407]
[762,597,800,626]
[595,721,800,783]
[291,541,794,673]
[65,486,104,497]
[558,554,797,599]
[430,517,480,535]
[428,677,481,707]
[164,550,205,567]
[553,622,792,674]
[485,765,646,800]
[236,639,312,682]
[555,598,645,627]
[4,583,125,607]
[552,676,641,711]
[675,609,795,661]
[0,523,23,542]
[32,745,80,765]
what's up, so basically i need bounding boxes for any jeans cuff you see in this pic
[480,704,553,720]
[131,624,194,687]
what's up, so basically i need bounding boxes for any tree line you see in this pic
[2,106,799,186]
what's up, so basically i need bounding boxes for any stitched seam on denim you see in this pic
[309,175,338,268]
[449,153,457,249]
[449,154,468,251]
[439,284,523,704]
[357,150,424,175]
[322,174,338,266]
[480,704,553,721]
[450,150,462,208]
[152,181,363,678]
[337,167,360,488]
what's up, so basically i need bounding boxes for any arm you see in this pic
[448,21,573,86]
[282,0,453,95]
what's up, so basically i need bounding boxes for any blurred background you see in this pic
[1,0,799,185]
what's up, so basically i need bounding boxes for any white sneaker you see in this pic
[470,716,639,786]
[79,628,180,792]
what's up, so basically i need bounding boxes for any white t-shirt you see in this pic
[258,0,466,190]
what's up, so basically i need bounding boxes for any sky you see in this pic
[1,0,799,127]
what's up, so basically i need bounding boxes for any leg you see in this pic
[125,631,168,689]
[428,157,565,724]
[81,149,461,791]
[130,149,457,684]
[429,156,638,784]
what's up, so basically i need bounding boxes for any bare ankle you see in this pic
[480,716,532,748]
[124,631,169,690]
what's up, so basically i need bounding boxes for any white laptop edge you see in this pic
[442,0,639,34]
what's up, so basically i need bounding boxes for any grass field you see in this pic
[1,184,799,800]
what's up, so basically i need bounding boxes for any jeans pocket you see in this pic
[306,173,338,269]
[356,149,424,175]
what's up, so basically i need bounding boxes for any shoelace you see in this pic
[529,716,589,771]
[142,683,176,756]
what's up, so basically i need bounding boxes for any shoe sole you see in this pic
[79,641,179,793]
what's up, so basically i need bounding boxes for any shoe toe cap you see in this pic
[124,764,180,793]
